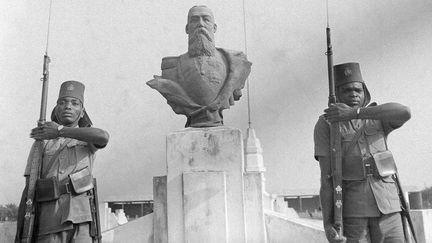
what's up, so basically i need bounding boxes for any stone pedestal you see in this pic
[183,171,228,242]
[166,127,246,243]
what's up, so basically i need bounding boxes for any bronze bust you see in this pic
[147,5,252,127]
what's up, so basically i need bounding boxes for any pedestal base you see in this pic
[166,127,246,243]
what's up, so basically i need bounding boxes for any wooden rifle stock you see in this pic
[326,26,344,238]
[20,54,50,243]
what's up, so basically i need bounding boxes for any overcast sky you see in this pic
[1,0,431,205]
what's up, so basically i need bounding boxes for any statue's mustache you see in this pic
[191,27,212,42]
[188,27,216,57]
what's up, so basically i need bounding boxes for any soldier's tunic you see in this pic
[314,116,401,217]
[24,136,97,236]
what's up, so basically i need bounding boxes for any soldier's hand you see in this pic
[324,103,356,123]
[324,225,346,243]
[30,122,61,140]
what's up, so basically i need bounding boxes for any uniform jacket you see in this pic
[24,137,97,235]
[314,116,401,217]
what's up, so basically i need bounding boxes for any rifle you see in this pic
[393,174,418,243]
[89,178,102,243]
[326,22,344,239]
[18,2,53,241]
[19,53,50,243]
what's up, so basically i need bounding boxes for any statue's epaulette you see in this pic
[161,56,179,70]
[218,48,246,59]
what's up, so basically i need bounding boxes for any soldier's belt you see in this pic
[35,177,79,202]
[342,152,397,181]
[342,156,379,180]
[36,167,94,202]
[363,157,376,177]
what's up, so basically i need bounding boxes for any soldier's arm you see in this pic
[357,102,411,128]
[30,123,109,147]
[325,102,411,128]
[57,127,109,147]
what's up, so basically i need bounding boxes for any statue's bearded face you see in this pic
[186,6,217,57]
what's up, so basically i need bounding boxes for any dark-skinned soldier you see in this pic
[314,63,411,243]
[16,80,109,243]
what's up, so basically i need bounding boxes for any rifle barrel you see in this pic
[38,54,50,125]
[326,27,336,105]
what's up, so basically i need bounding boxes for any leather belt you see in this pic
[58,180,76,195]
[363,157,377,177]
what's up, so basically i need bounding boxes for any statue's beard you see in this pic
[188,28,216,57]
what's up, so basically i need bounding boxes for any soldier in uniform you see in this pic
[16,80,109,243]
[314,63,411,243]
[147,5,252,127]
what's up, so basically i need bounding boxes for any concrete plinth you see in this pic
[153,176,168,243]
[183,172,228,242]
[166,127,246,243]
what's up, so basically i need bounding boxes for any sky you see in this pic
[1,0,432,205]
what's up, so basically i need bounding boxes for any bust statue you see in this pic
[147,5,252,127]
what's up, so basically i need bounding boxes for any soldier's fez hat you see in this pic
[334,62,371,106]
[58,80,85,104]
[51,80,92,127]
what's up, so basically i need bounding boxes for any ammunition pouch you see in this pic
[36,177,60,202]
[36,178,77,202]
[35,167,93,202]
[69,166,94,194]
[342,150,397,181]
[372,150,397,178]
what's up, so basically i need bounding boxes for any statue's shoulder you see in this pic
[161,56,180,70]
[217,48,247,60]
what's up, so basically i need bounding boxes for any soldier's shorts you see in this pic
[37,223,92,243]
[343,212,404,243]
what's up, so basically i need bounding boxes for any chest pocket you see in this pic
[341,131,361,156]
[364,124,387,154]
[66,141,92,172]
